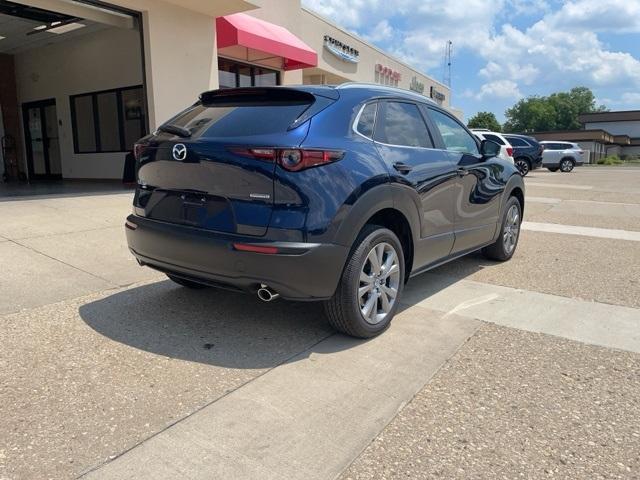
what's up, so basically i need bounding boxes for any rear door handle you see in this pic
[457,167,469,177]
[393,162,413,174]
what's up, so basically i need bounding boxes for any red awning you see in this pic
[216,13,317,71]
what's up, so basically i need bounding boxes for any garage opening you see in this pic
[0,0,146,192]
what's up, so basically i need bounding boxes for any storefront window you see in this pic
[218,58,280,88]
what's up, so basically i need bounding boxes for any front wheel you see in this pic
[515,158,530,176]
[482,196,522,261]
[325,225,405,338]
[560,158,575,172]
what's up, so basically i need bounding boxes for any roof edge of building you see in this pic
[300,5,450,92]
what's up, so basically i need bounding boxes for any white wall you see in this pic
[585,121,640,138]
[15,26,144,179]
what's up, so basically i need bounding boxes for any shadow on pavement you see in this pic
[79,254,494,369]
[79,280,337,369]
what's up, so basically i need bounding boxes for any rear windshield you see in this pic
[169,102,311,138]
[168,90,315,138]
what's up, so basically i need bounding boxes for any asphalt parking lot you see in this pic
[1,166,639,479]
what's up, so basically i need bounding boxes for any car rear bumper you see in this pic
[125,215,349,301]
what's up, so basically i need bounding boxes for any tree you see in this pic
[503,87,607,133]
[467,111,502,132]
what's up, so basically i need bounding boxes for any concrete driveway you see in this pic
[1,167,639,479]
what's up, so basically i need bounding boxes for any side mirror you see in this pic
[480,139,501,159]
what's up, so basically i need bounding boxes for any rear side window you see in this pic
[507,136,529,147]
[375,101,432,148]
[355,102,377,138]
[429,108,479,155]
[484,133,505,145]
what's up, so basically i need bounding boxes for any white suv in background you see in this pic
[539,141,585,172]
[471,129,514,164]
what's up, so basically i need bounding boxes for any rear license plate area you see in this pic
[147,190,235,232]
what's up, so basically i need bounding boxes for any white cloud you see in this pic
[302,0,640,102]
[475,80,523,100]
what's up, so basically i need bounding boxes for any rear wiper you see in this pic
[157,124,192,138]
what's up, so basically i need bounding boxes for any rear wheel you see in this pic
[547,167,559,172]
[560,158,575,172]
[325,225,405,338]
[515,158,530,176]
[482,196,522,261]
[166,274,209,289]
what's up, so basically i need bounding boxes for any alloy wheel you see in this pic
[516,159,529,176]
[503,204,520,254]
[560,159,574,172]
[358,242,400,325]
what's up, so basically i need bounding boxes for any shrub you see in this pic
[597,155,624,165]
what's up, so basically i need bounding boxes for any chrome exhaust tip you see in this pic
[257,284,280,302]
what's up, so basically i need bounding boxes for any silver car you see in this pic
[540,141,585,172]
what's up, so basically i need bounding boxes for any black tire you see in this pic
[482,196,522,262]
[547,167,559,172]
[515,158,530,176]
[166,274,209,289]
[560,158,575,172]
[325,225,405,338]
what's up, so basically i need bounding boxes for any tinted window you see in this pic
[169,102,311,138]
[506,136,528,147]
[376,101,432,148]
[484,133,505,145]
[429,109,479,155]
[356,102,377,138]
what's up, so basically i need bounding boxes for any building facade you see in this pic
[531,110,640,163]
[0,0,455,182]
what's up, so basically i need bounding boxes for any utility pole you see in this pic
[443,40,452,89]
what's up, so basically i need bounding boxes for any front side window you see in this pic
[71,86,146,153]
[429,109,479,155]
[375,101,432,148]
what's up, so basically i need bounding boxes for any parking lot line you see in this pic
[526,182,593,190]
[80,310,480,480]
[526,196,562,204]
[522,221,640,241]
[403,274,640,353]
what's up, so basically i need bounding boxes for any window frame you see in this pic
[70,85,145,154]
[505,136,532,148]
[218,57,281,89]
[373,99,435,149]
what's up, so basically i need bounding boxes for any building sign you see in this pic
[430,86,446,102]
[375,64,401,82]
[323,35,359,63]
[409,76,425,94]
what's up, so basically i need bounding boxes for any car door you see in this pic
[426,107,504,254]
[373,100,457,269]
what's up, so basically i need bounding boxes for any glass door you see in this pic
[23,99,62,180]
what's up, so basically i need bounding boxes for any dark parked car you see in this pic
[126,84,524,338]
[503,134,544,176]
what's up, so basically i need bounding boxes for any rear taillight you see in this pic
[229,147,344,172]
[233,243,279,254]
[133,142,148,161]
[506,147,514,157]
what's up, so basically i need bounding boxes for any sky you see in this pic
[301,0,640,122]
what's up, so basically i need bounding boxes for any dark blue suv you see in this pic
[126,84,524,338]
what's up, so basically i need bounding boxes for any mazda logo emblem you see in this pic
[172,143,187,161]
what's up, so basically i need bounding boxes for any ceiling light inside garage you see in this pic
[33,24,47,30]
[48,22,86,34]
[0,36,5,40]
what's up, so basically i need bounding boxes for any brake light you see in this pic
[506,147,514,157]
[233,243,279,254]
[229,147,344,172]
[133,142,148,161]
